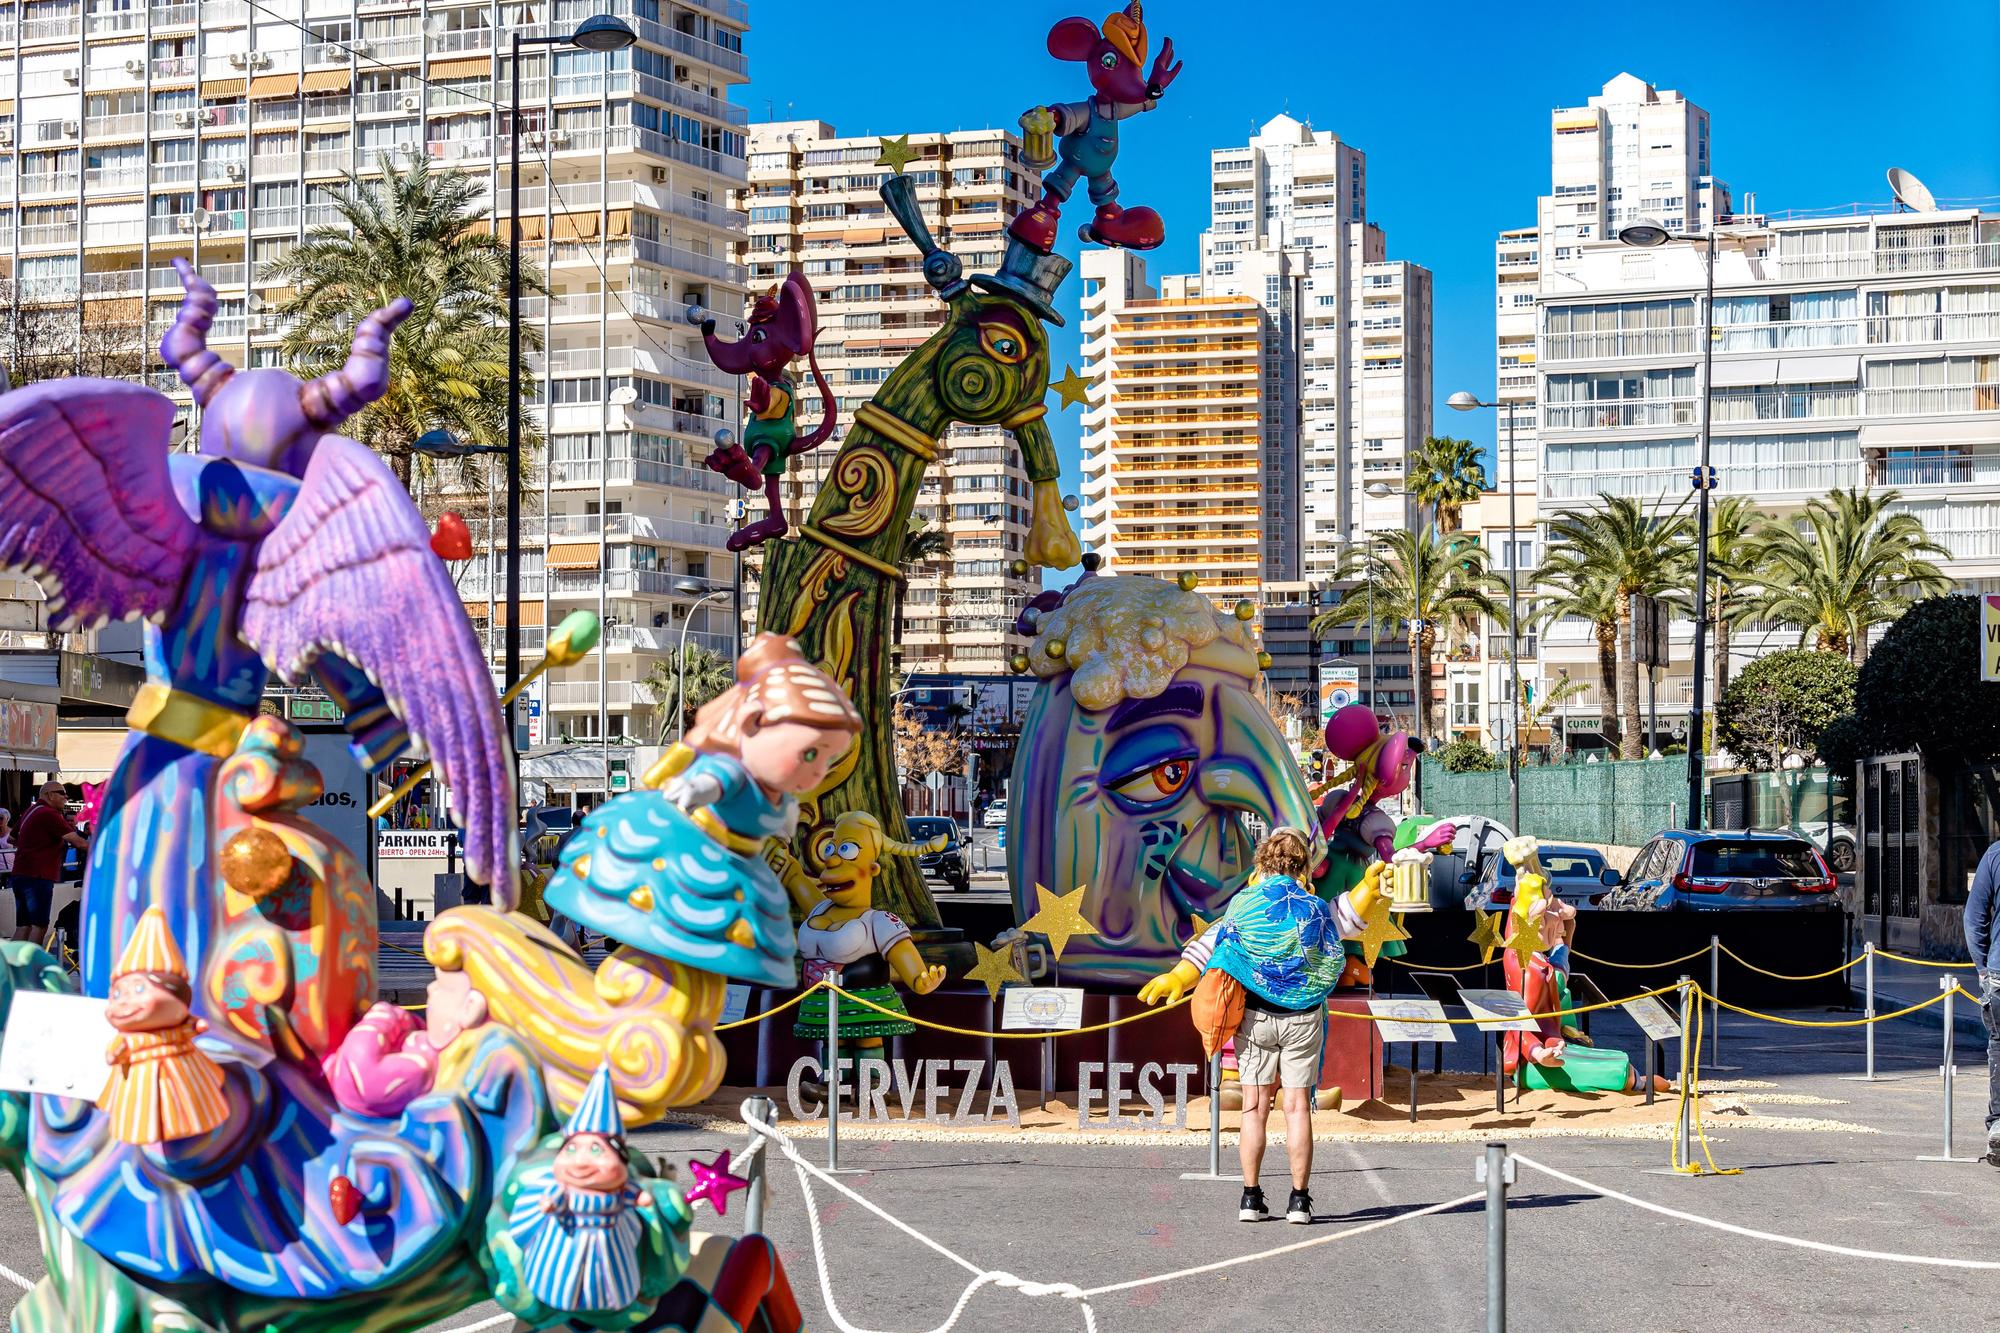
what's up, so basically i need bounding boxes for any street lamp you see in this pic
[1360,480,1393,733]
[413,426,510,658]
[1619,217,1718,830]
[507,14,637,763]
[667,579,733,742]
[1449,389,1524,832]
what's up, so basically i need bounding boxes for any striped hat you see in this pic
[563,1062,626,1140]
[113,906,189,980]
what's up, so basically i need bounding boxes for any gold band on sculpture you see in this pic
[1001,402,1048,430]
[854,402,939,462]
[798,524,906,581]
[126,683,253,759]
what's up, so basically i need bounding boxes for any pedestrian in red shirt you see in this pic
[14,782,86,949]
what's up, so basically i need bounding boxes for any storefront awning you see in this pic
[56,726,124,781]
[201,78,246,99]
[301,69,351,94]
[545,542,600,570]
[427,57,491,80]
[248,73,301,99]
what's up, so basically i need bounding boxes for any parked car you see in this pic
[983,799,1008,829]
[522,805,575,839]
[1439,816,1514,910]
[1788,822,1857,874]
[1464,842,1620,912]
[907,816,972,892]
[1604,830,1838,912]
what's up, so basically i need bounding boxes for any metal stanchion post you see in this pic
[1709,934,1720,1064]
[1643,1035,1656,1107]
[1180,1049,1236,1181]
[742,1096,777,1235]
[1844,942,1878,1082]
[1676,975,1693,1165]
[1919,976,1975,1162]
[1481,1142,1510,1333]
[825,970,842,1174]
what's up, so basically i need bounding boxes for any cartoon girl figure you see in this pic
[100,906,230,1145]
[544,633,864,987]
[509,1064,654,1313]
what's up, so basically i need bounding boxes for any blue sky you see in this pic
[734,0,2000,476]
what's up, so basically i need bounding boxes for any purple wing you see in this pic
[241,434,518,899]
[0,379,197,628]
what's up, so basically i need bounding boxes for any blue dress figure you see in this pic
[544,634,863,987]
[511,1065,652,1313]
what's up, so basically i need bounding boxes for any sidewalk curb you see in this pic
[1852,984,1988,1046]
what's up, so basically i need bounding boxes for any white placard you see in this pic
[1457,987,1542,1034]
[721,985,751,1025]
[0,992,114,1100]
[379,830,456,858]
[1368,997,1456,1044]
[1000,987,1085,1031]
[1621,993,1683,1042]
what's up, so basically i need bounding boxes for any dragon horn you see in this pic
[882,832,947,857]
[163,259,235,407]
[300,295,415,429]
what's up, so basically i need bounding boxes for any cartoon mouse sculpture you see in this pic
[694,270,836,550]
[1009,0,1183,254]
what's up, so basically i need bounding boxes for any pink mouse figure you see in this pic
[696,271,835,551]
[1008,1,1183,255]
[1314,704,1453,862]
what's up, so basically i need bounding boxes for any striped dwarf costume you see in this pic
[102,1019,229,1144]
[511,1179,646,1312]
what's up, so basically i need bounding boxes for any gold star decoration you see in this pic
[1048,365,1092,410]
[1022,883,1100,961]
[875,134,917,175]
[1501,874,1549,976]
[1189,912,1216,942]
[1353,891,1410,969]
[1467,910,1505,966]
[964,941,1025,1001]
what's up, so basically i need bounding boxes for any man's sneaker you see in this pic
[1286,1189,1313,1225]
[1237,1186,1268,1222]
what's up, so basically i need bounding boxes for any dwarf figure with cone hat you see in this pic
[508,1063,656,1312]
[100,905,230,1145]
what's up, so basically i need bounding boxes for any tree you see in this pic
[1518,673,1590,763]
[1748,487,1953,662]
[1855,596,2000,764]
[0,282,150,387]
[643,644,736,742]
[1433,736,1501,773]
[1696,495,1771,702]
[893,702,964,784]
[1540,496,1693,760]
[261,152,546,489]
[1528,563,1622,753]
[1715,648,1858,771]
[1311,527,1508,742]
[1406,435,1487,534]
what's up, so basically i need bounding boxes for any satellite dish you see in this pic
[608,385,638,407]
[1887,167,1938,214]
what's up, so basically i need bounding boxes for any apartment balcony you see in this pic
[1714,320,1863,353]
[603,623,734,656]
[1712,386,1861,424]
[1773,241,2000,281]
[1868,452,2000,488]
[543,513,731,549]
[1866,311,2000,346]
[1540,328,1698,362]
[1544,399,1700,431]
[545,679,656,710]
[1865,383,2000,417]
[631,237,744,286]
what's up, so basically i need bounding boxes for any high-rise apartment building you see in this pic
[0,0,752,789]
[1488,72,2000,753]
[735,119,1040,674]
[1080,114,1431,603]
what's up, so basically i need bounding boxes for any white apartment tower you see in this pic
[1200,114,1430,582]
[738,119,1040,674]
[0,0,753,787]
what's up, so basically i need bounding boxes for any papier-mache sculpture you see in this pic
[0,263,803,1333]
[1006,572,1323,985]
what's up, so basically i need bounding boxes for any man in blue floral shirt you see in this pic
[1140,828,1386,1224]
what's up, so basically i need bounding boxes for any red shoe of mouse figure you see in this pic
[1006,199,1063,254]
[1080,203,1164,251]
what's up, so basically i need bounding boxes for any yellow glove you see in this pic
[910,964,948,996]
[1348,861,1389,919]
[1138,959,1201,1006]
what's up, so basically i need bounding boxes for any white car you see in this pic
[983,800,1008,829]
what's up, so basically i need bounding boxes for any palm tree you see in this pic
[1519,674,1591,763]
[893,516,953,656]
[1540,496,1694,759]
[1529,562,1623,753]
[644,644,736,742]
[1406,435,1488,534]
[262,152,547,489]
[1747,487,1953,661]
[1311,527,1509,743]
[1697,496,1770,702]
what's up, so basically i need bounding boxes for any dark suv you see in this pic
[907,817,971,892]
[1605,829,1837,912]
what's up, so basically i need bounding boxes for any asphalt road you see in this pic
[3,1001,1992,1332]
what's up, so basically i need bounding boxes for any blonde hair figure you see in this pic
[543,633,862,988]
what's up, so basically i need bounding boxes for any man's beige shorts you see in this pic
[1235,1004,1326,1090]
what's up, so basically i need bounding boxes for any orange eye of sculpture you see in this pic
[1110,756,1192,802]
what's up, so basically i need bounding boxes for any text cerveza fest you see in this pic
[785,1058,1202,1129]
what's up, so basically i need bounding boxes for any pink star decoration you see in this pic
[78,781,105,827]
[684,1150,750,1215]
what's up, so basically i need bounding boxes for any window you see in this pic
[1451,679,1481,728]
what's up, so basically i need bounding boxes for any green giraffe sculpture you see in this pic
[753,173,1082,946]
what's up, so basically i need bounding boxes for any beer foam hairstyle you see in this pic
[685,632,863,757]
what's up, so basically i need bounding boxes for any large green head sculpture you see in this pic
[1006,574,1325,985]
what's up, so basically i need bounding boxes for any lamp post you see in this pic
[1448,390,1524,832]
[507,13,636,762]
[668,580,733,742]
[1359,479,1394,730]
[1619,218,1718,830]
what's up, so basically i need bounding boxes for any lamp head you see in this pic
[1446,391,1482,412]
[1617,219,1672,248]
[567,14,638,51]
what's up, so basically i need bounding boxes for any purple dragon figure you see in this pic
[0,259,518,1004]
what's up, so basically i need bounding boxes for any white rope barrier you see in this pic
[0,1261,32,1292]
[1511,1153,2000,1270]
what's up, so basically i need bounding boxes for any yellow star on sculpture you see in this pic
[1354,892,1410,969]
[1189,912,1216,941]
[1022,883,1100,961]
[1467,910,1505,966]
[875,133,917,175]
[1048,365,1092,410]
[1501,875,1549,975]
[964,941,1025,1001]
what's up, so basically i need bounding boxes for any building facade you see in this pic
[0,0,752,790]
[735,119,1041,674]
